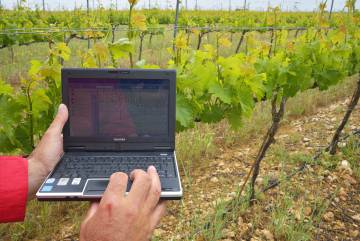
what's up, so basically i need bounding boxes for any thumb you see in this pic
[80,202,99,241]
[49,104,69,134]
[82,202,99,224]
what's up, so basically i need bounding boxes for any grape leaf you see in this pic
[200,105,224,123]
[109,38,134,60]
[209,83,232,104]
[176,94,193,129]
[226,105,243,130]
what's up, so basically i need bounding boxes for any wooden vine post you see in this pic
[173,0,181,51]
[197,32,203,50]
[329,0,335,20]
[87,0,90,49]
[235,30,247,53]
[111,25,116,43]
[127,0,136,68]
[138,32,146,61]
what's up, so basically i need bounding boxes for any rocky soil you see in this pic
[156,98,360,241]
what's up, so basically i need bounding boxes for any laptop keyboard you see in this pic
[52,156,177,179]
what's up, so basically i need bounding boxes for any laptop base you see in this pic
[36,152,183,201]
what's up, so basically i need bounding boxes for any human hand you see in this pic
[80,166,167,241]
[27,104,68,200]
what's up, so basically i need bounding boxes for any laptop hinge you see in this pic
[153,146,172,150]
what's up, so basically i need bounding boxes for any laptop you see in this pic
[36,68,183,200]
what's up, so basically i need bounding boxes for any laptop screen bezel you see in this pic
[61,68,176,151]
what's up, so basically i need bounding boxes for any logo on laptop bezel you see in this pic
[113,137,127,142]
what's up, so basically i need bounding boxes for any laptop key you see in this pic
[52,173,61,178]
[167,172,175,178]
[70,173,78,178]
[92,173,105,178]
[158,170,166,177]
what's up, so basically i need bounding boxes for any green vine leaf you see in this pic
[176,94,193,129]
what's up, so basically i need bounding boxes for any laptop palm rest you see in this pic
[84,178,179,196]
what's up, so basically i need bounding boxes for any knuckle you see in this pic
[110,172,127,182]
[135,169,146,176]
[109,172,127,187]
[101,196,117,210]
[138,174,152,189]
[144,174,152,183]
[132,169,145,179]
[152,186,161,197]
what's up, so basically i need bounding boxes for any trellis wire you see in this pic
[0,26,331,36]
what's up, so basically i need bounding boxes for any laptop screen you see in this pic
[68,78,169,139]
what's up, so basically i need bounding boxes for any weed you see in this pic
[341,136,360,179]
[319,152,340,170]
[290,154,314,166]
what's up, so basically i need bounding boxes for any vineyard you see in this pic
[0,0,360,240]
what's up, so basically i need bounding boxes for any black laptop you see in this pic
[36,68,183,200]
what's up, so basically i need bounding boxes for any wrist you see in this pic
[27,157,50,201]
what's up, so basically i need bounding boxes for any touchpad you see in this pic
[84,179,109,195]
[84,179,133,196]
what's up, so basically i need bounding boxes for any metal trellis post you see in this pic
[173,0,181,51]
[87,0,90,49]
[329,0,335,20]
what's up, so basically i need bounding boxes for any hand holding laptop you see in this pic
[80,167,166,241]
[27,104,69,200]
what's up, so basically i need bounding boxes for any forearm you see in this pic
[0,157,28,223]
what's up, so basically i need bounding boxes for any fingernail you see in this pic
[130,170,135,180]
[58,104,66,112]
[148,165,157,173]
